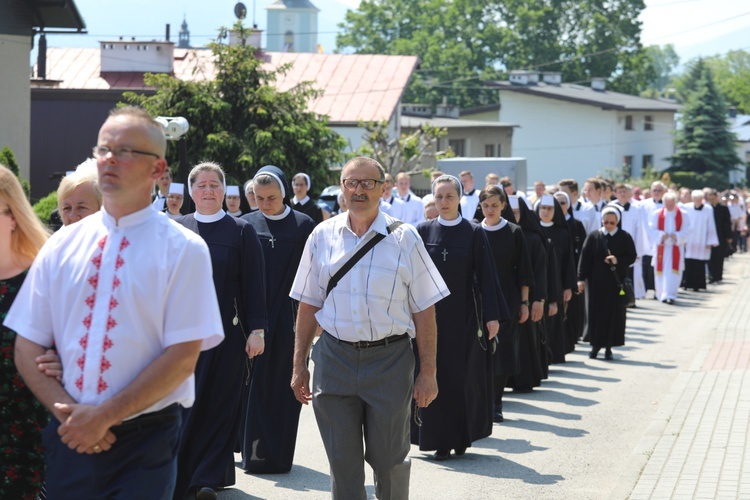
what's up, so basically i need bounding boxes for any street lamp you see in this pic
[156,116,192,213]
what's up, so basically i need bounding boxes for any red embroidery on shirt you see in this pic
[98,236,108,250]
[91,254,102,270]
[85,293,96,309]
[115,255,125,270]
[106,316,117,332]
[119,237,130,251]
[112,276,121,290]
[102,335,113,352]
[109,297,118,311]
[75,375,83,392]
[100,357,111,373]
[97,377,108,394]
[88,274,99,289]
[77,355,86,370]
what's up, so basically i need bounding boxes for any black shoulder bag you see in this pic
[325,221,403,298]
[602,235,636,308]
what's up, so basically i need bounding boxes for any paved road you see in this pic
[220,254,750,500]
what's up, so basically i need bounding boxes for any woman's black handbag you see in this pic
[620,276,636,308]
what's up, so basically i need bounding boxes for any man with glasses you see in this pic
[8,106,223,498]
[290,156,449,499]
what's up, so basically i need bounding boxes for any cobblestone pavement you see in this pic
[220,254,749,500]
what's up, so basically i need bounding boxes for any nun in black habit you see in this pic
[412,175,506,461]
[292,172,324,224]
[553,191,587,354]
[535,195,576,364]
[174,162,268,500]
[577,206,636,360]
[239,166,316,473]
[478,186,534,423]
[506,196,548,393]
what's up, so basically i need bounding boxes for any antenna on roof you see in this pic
[234,2,247,20]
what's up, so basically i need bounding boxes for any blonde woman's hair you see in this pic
[0,164,50,266]
[57,158,102,211]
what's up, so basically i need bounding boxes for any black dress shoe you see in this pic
[454,447,467,456]
[493,403,504,422]
[196,487,218,500]
[434,449,450,461]
[666,299,675,305]
[604,349,613,360]
[589,348,599,359]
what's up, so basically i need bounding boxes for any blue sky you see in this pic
[38,0,750,67]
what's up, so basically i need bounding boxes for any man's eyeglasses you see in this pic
[341,179,383,190]
[93,146,160,161]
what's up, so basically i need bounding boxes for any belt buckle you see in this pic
[353,340,369,349]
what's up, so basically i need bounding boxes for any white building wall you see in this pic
[499,92,617,184]
[613,111,675,177]
[0,34,30,180]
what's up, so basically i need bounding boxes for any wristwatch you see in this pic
[522,300,530,307]
[251,330,265,340]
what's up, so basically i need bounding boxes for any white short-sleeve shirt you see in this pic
[290,211,449,342]
[4,206,223,418]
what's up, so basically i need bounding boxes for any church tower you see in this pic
[266,0,319,53]
[178,16,190,48]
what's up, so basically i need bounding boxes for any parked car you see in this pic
[318,185,341,214]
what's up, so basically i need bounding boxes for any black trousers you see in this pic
[642,255,655,291]
[708,247,726,282]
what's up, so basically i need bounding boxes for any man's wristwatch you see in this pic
[522,300,530,307]
[251,330,265,340]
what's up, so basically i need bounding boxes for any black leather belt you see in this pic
[325,331,409,349]
[112,403,180,436]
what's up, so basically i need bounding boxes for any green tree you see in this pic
[643,44,680,93]
[337,0,651,108]
[673,52,750,113]
[670,62,741,184]
[0,146,31,199]
[124,23,347,194]
[355,120,452,175]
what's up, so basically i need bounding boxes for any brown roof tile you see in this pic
[33,48,419,124]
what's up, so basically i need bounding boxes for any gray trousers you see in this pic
[312,332,414,500]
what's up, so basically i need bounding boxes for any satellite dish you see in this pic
[234,2,247,20]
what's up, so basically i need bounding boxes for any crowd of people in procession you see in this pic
[0,106,746,499]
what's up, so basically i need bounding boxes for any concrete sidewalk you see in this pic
[222,254,750,500]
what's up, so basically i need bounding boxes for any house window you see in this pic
[644,115,653,131]
[643,155,653,172]
[449,139,466,157]
[485,144,495,157]
[284,31,294,52]
[497,143,502,157]
[625,115,633,130]
[623,156,633,178]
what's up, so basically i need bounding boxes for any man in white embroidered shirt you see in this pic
[6,107,223,499]
[290,157,450,499]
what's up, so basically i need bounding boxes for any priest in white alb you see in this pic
[682,190,718,291]
[648,192,691,304]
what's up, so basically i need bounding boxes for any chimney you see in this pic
[100,40,175,73]
[542,71,561,86]
[527,71,539,85]
[728,106,738,118]
[166,24,170,42]
[37,33,47,80]
[509,70,530,85]
[591,77,606,91]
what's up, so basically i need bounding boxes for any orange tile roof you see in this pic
[34,48,419,124]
